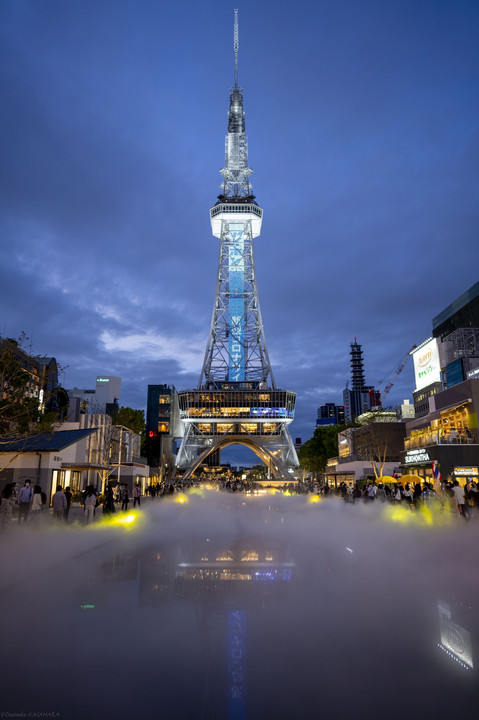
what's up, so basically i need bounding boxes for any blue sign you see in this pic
[228,225,245,382]
[250,407,292,418]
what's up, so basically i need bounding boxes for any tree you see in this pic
[0,336,61,436]
[298,425,346,477]
[0,335,59,471]
[115,407,145,439]
[353,410,404,480]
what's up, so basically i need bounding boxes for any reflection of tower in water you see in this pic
[175,11,298,480]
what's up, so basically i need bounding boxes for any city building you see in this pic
[316,403,345,427]
[442,328,479,387]
[432,280,479,340]
[175,12,298,480]
[0,415,149,502]
[400,376,479,485]
[60,414,149,495]
[67,376,121,416]
[145,384,181,480]
[342,339,380,422]
[0,428,98,503]
[325,413,405,486]
[397,399,415,420]
[0,337,68,418]
[412,281,479,418]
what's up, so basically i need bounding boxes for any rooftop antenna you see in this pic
[234,8,239,88]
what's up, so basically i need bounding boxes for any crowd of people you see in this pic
[1,474,478,531]
[324,478,479,519]
[0,477,202,530]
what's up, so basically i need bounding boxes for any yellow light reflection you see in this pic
[93,511,141,531]
[187,487,205,498]
[111,512,137,526]
[309,494,321,504]
[382,504,452,527]
[174,494,188,504]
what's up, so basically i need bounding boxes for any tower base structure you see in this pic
[175,385,299,480]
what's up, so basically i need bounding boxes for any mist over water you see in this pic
[1,491,477,719]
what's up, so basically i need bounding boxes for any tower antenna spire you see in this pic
[234,8,239,88]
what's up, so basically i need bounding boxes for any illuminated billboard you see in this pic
[412,338,441,392]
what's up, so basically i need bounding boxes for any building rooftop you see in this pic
[0,428,97,453]
[432,281,479,331]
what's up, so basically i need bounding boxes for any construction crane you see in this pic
[377,345,417,403]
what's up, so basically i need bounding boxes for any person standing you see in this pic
[18,480,33,523]
[84,488,96,525]
[102,484,116,516]
[0,484,16,532]
[402,483,414,507]
[452,480,468,519]
[468,480,479,511]
[120,484,129,512]
[29,485,43,522]
[133,483,141,508]
[52,485,67,522]
[63,486,72,522]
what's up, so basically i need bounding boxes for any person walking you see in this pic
[18,480,33,523]
[52,485,67,522]
[133,483,141,508]
[0,484,16,532]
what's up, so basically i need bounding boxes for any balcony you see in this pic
[405,428,478,451]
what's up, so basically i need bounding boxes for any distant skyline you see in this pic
[1,0,479,463]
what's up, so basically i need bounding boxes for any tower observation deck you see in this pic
[175,10,299,480]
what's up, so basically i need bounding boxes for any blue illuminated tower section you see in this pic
[199,10,273,389]
[176,11,298,480]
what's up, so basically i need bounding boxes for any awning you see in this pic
[61,462,109,471]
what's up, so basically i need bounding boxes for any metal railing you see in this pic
[405,428,478,450]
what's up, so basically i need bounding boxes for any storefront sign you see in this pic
[454,467,478,476]
[466,367,479,380]
[405,448,430,464]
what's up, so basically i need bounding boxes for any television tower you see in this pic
[175,10,298,479]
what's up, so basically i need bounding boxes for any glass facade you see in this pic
[178,389,295,421]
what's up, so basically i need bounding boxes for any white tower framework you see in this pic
[176,10,299,480]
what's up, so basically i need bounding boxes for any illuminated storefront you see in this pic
[401,378,479,484]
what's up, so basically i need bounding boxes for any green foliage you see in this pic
[115,407,146,438]
[0,336,56,437]
[298,424,348,475]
